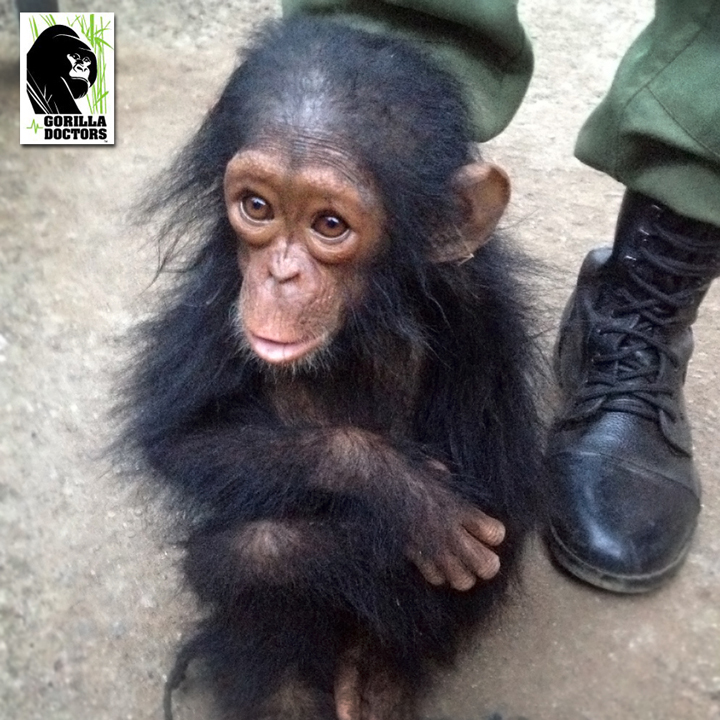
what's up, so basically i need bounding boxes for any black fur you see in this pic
[120,17,545,720]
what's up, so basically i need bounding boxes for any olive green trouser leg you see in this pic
[284,0,720,227]
[576,0,720,227]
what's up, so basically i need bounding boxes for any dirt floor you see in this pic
[1,1,719,719]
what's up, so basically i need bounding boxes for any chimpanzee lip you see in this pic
[247,331,326,365]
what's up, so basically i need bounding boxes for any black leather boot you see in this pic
[547,191,720,593]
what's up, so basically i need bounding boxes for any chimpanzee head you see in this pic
[157,18,510,369]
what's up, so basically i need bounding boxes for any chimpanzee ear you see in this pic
[431,162,511,263]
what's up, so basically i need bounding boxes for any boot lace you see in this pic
[574,225,719,423]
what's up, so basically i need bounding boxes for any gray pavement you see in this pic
[1,2,719,719]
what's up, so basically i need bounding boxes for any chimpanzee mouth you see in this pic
[247,332,328,365]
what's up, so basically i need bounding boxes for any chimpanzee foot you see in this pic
[335,663,362,720]
[334,662,408,720]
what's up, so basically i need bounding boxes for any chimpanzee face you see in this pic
[223,132,509,368]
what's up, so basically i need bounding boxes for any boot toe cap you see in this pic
[548,447,699,592]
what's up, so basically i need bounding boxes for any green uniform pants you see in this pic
[282,0,720,227]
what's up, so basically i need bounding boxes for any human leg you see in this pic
[548,0,720,592]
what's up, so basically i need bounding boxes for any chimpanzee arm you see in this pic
[146,422,503,592]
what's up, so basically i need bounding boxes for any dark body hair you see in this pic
[121,16,545,720]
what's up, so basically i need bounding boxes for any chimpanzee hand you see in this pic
[406,461,505,591]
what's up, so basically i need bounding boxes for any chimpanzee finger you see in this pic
[334,663,361,720]
[438,553,477,591]
[462,510,506,546]
[457,528,501,580]
[406,548,446,586]
[426,458,450,474]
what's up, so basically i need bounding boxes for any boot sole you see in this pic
[546,523,691,594]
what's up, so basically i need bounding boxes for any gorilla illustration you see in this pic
[26,25,97,114]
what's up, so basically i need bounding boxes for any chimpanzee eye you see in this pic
[240,194,274,221]
[312,213,349,241]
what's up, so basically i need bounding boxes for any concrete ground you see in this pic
[1,1,719,719]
